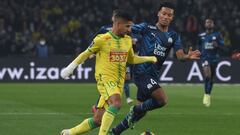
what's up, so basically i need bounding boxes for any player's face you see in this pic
[116,19,133,37]
[205,19,214,29]
[158,7,174,26]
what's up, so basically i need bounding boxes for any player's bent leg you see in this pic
[110,76,164,134]
[127,88,167,129]
[60,96,105,135]
[151,87,168,107]
[64,109,103,135]
[110,107,147,135]
[99,94,121,135]
[63,116,99,135]
[127,106,148,129]
[134,88,167,114]
[109,101,145,135]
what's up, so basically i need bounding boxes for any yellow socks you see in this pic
[98,106,118,135]
[68,106,118,135]
[69,117,98,135]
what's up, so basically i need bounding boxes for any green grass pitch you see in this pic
[0,83,240,135]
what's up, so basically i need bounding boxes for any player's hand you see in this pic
[232,52,240,60]
[237,53,240,60]
[60,63,78,79]
[188,47,201,60]
[152,56,157,63]
[60,68,73,79]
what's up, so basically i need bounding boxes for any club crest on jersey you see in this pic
[104,36,111,40]
[212,36,216,40]
[110,51,127,62]
[168,37,173,43]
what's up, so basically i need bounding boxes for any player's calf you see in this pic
[127,106,135,129]
[127,106,148,129]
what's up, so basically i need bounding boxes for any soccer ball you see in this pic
[140,131,155,135]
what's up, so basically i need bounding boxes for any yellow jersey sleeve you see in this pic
[73,35,103,64]
[87,35,103,53]
[127,48,157,64]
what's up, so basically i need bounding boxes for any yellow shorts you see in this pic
[96,80,123,109]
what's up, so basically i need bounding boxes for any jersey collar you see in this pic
[108,31,121,40]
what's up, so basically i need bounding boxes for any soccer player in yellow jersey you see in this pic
[60,9,157,135]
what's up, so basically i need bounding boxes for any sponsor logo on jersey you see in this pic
[110,51,127,62]
[104,36,111,40]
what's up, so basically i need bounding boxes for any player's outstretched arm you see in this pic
[128,55,157,64]
[127,48,157,64]
[61,50,93,79]
[176,47,201,61]
[61,35,102,79]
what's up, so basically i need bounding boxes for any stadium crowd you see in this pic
[0,0,239,57]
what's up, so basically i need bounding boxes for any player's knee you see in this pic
[203,66,211,77]
[155,96,168,107]
[163,98,168,106]
[159,97,168,107]
[108,94,122,109]
[156,94,168,107]
[112,101,122,109]
[205,76,212,82]
[204,74,210,79]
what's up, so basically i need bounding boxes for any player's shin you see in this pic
[112,111,147,134]
[204,77,212,94]
[134,98,164,113]
[69,117,98,135]
[99,106,118,135]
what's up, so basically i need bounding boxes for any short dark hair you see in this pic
[112,9,133,21]
[158,2,176,11]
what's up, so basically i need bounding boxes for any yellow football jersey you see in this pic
[88,31,133,85]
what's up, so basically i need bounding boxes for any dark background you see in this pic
[0,0,239,57]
